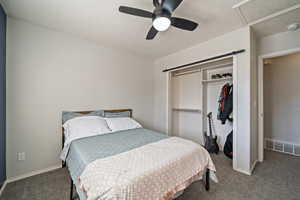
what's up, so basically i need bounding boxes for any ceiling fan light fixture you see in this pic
[153,17,171,32]
[119,0,198,40]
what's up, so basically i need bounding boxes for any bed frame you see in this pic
[62,109,133,200]
[61,109,210,200]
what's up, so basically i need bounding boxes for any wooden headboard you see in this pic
[61,109,132,167]
[64,109,133,116]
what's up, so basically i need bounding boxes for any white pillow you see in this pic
[63,116,111,143]
[105,117,142,132]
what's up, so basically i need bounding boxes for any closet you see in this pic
[169,57,235,154]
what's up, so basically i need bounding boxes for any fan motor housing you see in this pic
[153,7,171,20]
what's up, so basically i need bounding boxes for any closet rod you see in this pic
[173,62,232,77]
[173,69,201,77]
[162,49,245,72]
[201,62,233,71]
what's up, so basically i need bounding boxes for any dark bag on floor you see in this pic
[224,131,233,159]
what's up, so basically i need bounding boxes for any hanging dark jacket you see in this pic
[217,84,233,124]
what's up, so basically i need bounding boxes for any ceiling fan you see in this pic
[119,0,198,40]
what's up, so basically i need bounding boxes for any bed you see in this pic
[61,109,216,200]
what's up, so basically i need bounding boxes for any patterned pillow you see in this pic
[62,110,104,124]
[104,111,131,118]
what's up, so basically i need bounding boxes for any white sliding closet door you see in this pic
[172,72,202,109]
[171,72,203,144]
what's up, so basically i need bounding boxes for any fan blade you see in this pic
[171,17,198,31]
[119,6,153,18]
[162,0,183,12]
[146,26,158,40]
[153,0,160,7]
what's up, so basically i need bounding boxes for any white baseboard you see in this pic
[234,167,252,176]
[0,180,7,197]
[7,164,62,183]
[250,160,258,174]
[234,159,258,176]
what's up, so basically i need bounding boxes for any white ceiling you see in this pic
[251,7,300,37]
[1,0,300,58]
[0,0,245,58]
[239,0,300,23]
[237,0,300,38]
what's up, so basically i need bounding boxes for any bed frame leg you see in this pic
[70,177,74,200]
[205,169,210,191]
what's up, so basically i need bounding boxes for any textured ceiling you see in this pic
[251,7,300,37]
[237,0,300,38]
[239,0,300,23]
[1,0,299,58]
[1,0,244,58]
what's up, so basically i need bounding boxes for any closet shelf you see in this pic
[172,108,202,113]
[202,77,232,84]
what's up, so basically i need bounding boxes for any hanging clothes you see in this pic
[224,131,233,159]
[217,83,233,124]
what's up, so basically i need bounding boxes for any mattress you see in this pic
[66,128,168,200]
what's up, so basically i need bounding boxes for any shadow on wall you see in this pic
[0,4,6,185]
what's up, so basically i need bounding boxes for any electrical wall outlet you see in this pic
[17,152,26,161]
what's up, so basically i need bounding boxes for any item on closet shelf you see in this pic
[221,73,232,78]
[211,73,232,80]
[204,112,219,154]
[211,74,217,79]
[217,83,233,124]
[224,131,233,159]
[211,74,223,79]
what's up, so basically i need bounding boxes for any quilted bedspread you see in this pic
[79,137,216,200]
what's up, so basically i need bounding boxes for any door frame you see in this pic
[258,47,300,162]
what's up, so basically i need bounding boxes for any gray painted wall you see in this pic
[0,4,6,185]
[6,18,154,179]
[264,53,300,144]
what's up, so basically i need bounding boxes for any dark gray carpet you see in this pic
[1,150,299,200]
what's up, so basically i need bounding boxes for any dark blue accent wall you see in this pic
[0,4,6,185]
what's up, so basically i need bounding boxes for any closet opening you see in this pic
[259,51,300,162]
[167,56,237,169]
